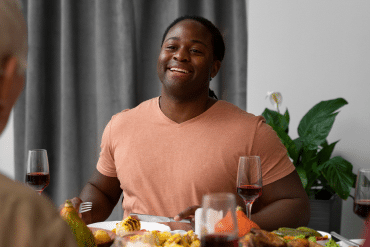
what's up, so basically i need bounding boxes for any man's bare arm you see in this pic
[67,169,122,225]
[251,170,310,231]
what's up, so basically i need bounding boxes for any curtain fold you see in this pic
[15,0,247,220]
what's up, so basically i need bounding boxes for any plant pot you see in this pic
[307,194,342,233]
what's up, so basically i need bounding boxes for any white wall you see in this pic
[247,0,370,239]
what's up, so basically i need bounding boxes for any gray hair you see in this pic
[0,0,28,75]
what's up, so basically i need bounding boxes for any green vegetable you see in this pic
[325,239,340,247]
[294,235,306,239]
[273,228,312,237]
[308,236,317,242]
[296,227,322,237]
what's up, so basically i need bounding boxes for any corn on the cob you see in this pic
[115,216,141,236]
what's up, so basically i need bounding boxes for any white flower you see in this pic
[266,91,283,112]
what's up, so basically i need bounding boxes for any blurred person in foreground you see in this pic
[67,15,310,231]
[0,0,78,246]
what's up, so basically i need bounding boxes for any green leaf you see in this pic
[311,161,321,176]
[262,108,297,160]
[317,141,339,164]
[297,98,348,149]
[301,148,317,170]
[262,108,289,133]
[284,109,290,126]
[300,113,338,150]
[293,138,304,153]
[321,156,356,200]
[296,166,308,189]
[286,142,299,163]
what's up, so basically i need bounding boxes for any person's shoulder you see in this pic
[0,174,78,246]
[111,97,158,121]
[215,100,265,122]
[0,173,33,198]
[0,173,58,215]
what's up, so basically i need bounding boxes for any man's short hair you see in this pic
[0,0,28,75]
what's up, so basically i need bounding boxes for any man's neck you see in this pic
[158,95,217,124]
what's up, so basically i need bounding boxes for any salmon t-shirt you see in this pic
[97,97,295,218]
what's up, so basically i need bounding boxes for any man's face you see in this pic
[157,19,218,100]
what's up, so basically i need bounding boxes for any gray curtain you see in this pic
[14,0,247,220]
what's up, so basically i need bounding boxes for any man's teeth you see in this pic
[170,68,189,74]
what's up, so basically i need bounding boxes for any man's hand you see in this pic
[58,197,92,224]
[174,205,200,229]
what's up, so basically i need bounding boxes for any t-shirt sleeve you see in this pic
[97,117,118,177]
[251,116,296,186]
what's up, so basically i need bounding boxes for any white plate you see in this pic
[316,231,331,246]
[337,239,365,247]
[317,231,331,239]
[87,221,171,232]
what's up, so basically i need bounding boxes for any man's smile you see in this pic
[169,67,190,74]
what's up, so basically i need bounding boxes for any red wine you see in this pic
[237,185,262,204]
[201,234,238,247]
[354,200,370,219]
[25,172,50,192]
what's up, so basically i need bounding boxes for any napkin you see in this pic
[194,208,223,236]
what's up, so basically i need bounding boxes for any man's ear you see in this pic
[210,60,221,79]
[0,57,18,101]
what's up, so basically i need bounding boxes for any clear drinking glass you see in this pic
[236,156,262,219]
[199,193,239,247]
[354,168,370,219]
[25,149,50,194]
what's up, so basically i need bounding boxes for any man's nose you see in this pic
[173,48,190,61]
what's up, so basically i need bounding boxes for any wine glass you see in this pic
[199,193,239,247]
[236,156,262,219]
[354,168,370,219]
[25,149,50,194]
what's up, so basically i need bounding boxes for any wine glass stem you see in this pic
[245,203,252,219]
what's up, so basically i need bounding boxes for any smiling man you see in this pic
[68,15,310,231]
[156,18,221,124]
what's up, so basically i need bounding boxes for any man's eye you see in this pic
[191,49,202,54]
[166,46,176,50]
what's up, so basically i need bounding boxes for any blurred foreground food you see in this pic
[93,230,111,245]
[114,216,141,236]
[60,200,96,247]
[240,228,324,247]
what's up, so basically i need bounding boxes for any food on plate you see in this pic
[324,239,340,247]
[287,238,321,247]
[93,230,111,244]
[60,199,97,247]
[239,228,323,247]
[240,228,287,247]
[111,216,199,246]
[296,227,322,237]
[127,230,200,246]
[214,206,260,238]
[273,227,328,242]
[115,216,141,236]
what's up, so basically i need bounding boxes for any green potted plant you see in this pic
[262,94,356,231]
[262,94,356,200]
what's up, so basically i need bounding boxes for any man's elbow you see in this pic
[295,196,311,227]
